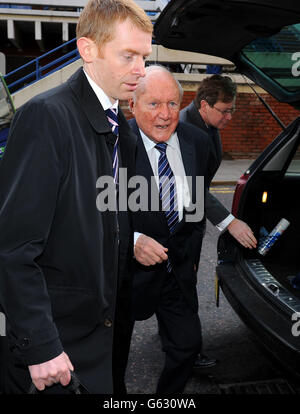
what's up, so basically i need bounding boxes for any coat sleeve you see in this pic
[205,191,230,226]
[0,98,65,365]
[188,220,204,270]
[204,134,231,226]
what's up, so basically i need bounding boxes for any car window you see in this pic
[242,23,300,92]
[262,132,299,171]
[286,141,300,174]
[0,75,14,159]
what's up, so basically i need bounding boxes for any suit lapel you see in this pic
[131,119,160,198]
[118,111,136,176]
[176,123,195,201]
[186,101,205,130]
[187,104,221,168]
[129,119,154,181]
[211,128,222,166]
[129,119,168,229]
[67,68,112,135]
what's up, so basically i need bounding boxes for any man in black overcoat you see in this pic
[0,0,152,394]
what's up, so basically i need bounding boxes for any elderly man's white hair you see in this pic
[132,64,183,101]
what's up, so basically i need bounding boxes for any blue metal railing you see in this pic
[4,38,80,94]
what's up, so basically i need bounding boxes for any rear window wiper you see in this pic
[242,74,286,131]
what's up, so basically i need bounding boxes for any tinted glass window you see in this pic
[242,24,300,92]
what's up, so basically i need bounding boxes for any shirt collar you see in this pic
[139,129,178,152]
[83,70,118,113]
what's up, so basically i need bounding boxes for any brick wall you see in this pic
[122,90,300,159]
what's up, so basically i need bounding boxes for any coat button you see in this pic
[20,337,29,347]
[104,318,112,328]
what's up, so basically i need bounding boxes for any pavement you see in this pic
[211,159,253,185]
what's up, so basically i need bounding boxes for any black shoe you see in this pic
[193,354,218,371]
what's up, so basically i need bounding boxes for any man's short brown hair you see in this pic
[76,0,153,48]
[194,74,237,108]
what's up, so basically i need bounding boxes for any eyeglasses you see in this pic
[212,105,235,116]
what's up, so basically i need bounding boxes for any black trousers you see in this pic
[155,271,202,394]
[113,270,202,395]
[112,295,134,395]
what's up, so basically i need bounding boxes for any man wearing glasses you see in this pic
[181,74,236,181]
[180,75,257,371]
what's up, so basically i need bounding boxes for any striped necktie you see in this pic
[105,107,119,185]
[155,142,179,271]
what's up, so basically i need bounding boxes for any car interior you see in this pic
[234,118,300,306]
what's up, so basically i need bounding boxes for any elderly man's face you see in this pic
[130,72,181,143]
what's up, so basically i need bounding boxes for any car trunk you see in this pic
[215,117,300,373]
[231,116,300,305]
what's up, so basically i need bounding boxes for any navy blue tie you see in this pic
[155,142,179,272]
[105,107,119,185]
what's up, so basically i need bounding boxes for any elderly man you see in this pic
[128,65,214,393]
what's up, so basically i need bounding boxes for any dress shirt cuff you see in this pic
[134,232,143,246]
[216,214,235,232]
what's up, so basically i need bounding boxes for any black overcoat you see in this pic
[0,68,135,393]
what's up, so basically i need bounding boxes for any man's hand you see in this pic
[28,351,74,391]
[134,234,168,266]
[227,218,257,249]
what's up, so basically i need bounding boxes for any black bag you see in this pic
[28,371,90,394]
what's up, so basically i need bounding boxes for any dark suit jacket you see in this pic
[180,101,230,225]
[0,68,135,393]
[129,119,210,320]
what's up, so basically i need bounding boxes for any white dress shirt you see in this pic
[139,129,191,219]
[83,70,118,113]
[216,213,235,232]
[134,129,192,244]
[134,129,234,244]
